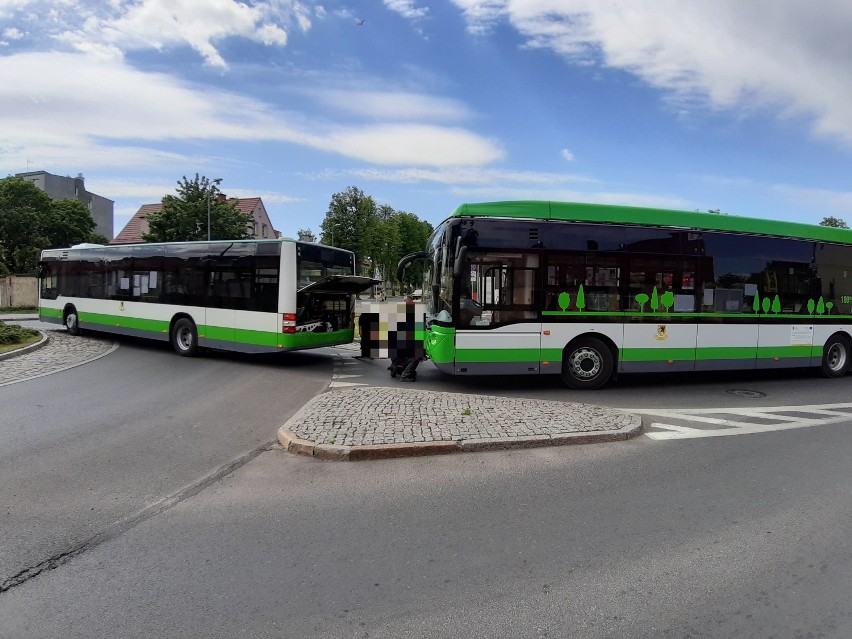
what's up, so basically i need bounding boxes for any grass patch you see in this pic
[0,320,41,353]
[0,306,37,314]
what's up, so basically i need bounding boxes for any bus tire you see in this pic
[562,337,614,390]
[821,334,851,378]
[64,306,82,336]
[171,318,199,357]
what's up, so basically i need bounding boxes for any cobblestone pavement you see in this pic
[279,387,643,461]
[0,324,116,386]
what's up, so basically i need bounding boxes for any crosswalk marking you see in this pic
[634,403,852,440]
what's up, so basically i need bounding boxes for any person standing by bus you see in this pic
[388,294,422,381]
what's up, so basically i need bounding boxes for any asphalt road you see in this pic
[1,330,851,638]
[0,335,330,596]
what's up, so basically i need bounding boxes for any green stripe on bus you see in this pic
[280,329,354,348]
[620,347,697,362]
[756,345,814,359]
[39,307,62,319]
[78,312,284,348]
[82,312,170,335]
[234,327,279,347]
[455,348,541,363]
[542,311,852,319]
[542,345,816,363]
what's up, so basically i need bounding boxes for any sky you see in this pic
[2,0,852,241]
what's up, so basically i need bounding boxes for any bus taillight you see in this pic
[282,313,297,333]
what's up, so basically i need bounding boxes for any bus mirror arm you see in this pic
[453,246,468,279]
[396,251,428,282]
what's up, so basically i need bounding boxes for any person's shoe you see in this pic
[400,377,415,382]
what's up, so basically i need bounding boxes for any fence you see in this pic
[0,276,38,308]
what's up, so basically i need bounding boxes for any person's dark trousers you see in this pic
[400,357,420,381]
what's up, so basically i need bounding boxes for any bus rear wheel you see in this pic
[821,334,851,378]
[562,337,614,390]
[64,306,81,336]
[171,318,199,357]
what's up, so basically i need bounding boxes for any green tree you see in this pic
[320,186,376,275]
[373,206,401,294]
[0,177,102,273]
[576,284,586,311]
[819,216,849,229]
[661,290,674,312]
[395,210,432,290]
[771,295,781,313]
[143,175,251,242]
[650,287,659,312]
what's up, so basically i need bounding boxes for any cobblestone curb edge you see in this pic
[278,415,644,462]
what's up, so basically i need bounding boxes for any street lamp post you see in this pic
[207,177,223,241]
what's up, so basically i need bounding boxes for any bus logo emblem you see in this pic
[655,325,668,341]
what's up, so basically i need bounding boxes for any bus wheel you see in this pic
[562,337,614,390]
[64,306,81,336]
[171,318,199,357]
[821,335,851,378]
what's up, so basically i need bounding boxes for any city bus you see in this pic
[398,201,852,389]
[38,239,377,356]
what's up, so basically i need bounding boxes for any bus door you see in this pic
[203,245,255,351]
[624,256,699,373]
[204,270,235,350]
[456,253,541,375]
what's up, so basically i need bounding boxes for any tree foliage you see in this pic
[819,216,849,229]
[143,175,252,243]
[0,176,103,273]
[319,186,433,291]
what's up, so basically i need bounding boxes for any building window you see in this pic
[262,223,268,238]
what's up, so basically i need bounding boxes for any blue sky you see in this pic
[2,1,852,240]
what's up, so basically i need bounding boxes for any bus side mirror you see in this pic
[397,251,428,282]
[453,246,468,279]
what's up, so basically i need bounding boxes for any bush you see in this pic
[0,320,40,345]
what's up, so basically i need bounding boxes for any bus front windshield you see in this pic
[423,223,452,323]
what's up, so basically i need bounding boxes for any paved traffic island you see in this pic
[278,387,643,461]
[0,324,116,386]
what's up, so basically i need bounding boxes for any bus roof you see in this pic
[450,201,852,246]
[46,238,349,252]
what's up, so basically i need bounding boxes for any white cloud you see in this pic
[50,0,298,69]
[771,184,852,219]
[560,148,574,162]
[306,89,473,122]
[451,0,852,145]
[0,52,504,169]
[2,27,24,39]
[384,0,429,21]
[320,124,504,166]
[310,166,594,186]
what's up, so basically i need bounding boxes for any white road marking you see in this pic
[634,403,852,440]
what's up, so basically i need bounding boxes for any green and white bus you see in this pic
[399,201,852,389]
[39,239,377,356]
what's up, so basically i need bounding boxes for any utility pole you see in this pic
[207,177,223,241]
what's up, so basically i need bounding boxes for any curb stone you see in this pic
[0,331,49,362]
[276,388,644,462]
